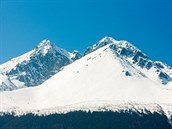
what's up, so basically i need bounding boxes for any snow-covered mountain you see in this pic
[0,39,82,91]
[84,36,172,85]
[1,37,171,92]
[0,37,172,118]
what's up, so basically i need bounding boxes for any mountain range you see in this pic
[0,36,172,128]
[0,37,171,91]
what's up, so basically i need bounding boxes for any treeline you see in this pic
[0,111,171,129]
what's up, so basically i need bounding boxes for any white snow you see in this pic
[0,44,172,116]
[0,74,7,85]
[0,50,34,73]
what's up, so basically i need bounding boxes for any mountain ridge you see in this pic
[0,36,172,91]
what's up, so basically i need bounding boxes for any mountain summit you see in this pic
[35,39,53,56]
[37,39,51,47]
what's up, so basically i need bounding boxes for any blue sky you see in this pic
[0,0,172,65]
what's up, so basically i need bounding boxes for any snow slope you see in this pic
[0,43,172,116]
[85,36,172,85]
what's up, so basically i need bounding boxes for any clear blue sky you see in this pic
[0,0,172,66]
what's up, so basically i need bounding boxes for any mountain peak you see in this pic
[35,39,54,56]
[84,36,117,55]
[37,39,52,48]
[99,36,116,43]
